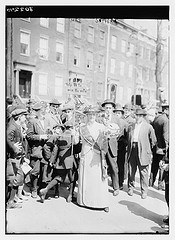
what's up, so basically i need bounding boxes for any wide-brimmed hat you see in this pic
[11,105,28,117]
[101,99,115,108]
[32,102,43,111]
[83,105,98,114]
[62,103,74,111]
[50,98,62,106]
[135,108,147,116]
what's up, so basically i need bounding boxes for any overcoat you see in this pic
[127,119,157,166]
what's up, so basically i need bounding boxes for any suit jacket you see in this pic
[45,113,62,129]
[26,117,49,159]
[127,119,157,166]
[6,118,25,159]
[153,113,169,150]
[106,113,120,157]
[50,129,75,169]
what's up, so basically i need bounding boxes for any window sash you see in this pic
[40,18,49,27]
[39,37,48,59]
[20,31,30,55]
[74,47,80,66]
[56,42,64,62]
[56,18,65,33]
[111,36,117,49]
[88,26,94,42]
[110,58,116,74]
[121,40,126,53]
[74,21,81,38]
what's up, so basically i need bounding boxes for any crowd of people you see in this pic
[6,96,169,230]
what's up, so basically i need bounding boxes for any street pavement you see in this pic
[6,171,169,235]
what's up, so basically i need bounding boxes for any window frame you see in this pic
[40,18,49,28]
[55,75,63,97]
[38,72,48,96]
[39,35,49,60]
[56,18,65,33]
[88,25,94,43]
[20,29,31,56]
[56,41,64,63]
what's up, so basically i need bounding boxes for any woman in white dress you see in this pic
[77,106,109,212]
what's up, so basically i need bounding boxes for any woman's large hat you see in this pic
[101,99,116,108]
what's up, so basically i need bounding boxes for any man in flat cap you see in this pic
[101,99,120,196]
[26,102,50,198]
[6,105,28,209]
[127,108,157,199]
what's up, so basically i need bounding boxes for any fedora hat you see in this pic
[50,98,62,106]
[114,106,124,114]
[101,99,115,108]
[123,103,133,110]
[135,108,147,116]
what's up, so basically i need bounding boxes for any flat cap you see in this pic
[32,102,43,111]
[11,105,28,117]
[50,98,62,105]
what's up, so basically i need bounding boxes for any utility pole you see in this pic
[6,18,13,98]
[155,20,163,106]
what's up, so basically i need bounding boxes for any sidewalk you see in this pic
[6,171,168,234]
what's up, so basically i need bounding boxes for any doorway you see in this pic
[19,70,32,98]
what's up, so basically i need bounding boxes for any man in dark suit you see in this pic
[26,102,49,198]
[114,105,129,190]
[6,105,28,209]
[101,99,120,196]
[149,104,169,190]
[45,98,62,129]
[127,109,157,199]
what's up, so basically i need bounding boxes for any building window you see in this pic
[150,50,156,61]
[56,42,64,63]
[129,43,134,54]
[20,30,30,56]
[111,35,117,50]
[39,36,49,60]
[55,75,63,97]
[149,69,155,82]
[38,73,47,95]
[86,81,92,98]
[73,47,80,66]
[40,18,49,28]
[86,51,93,69]
[110,58,116,74]
[145,68,149,81]
[88,26,94,43]
[21,18,30,22]
[128,64,133,78]
[145,48,150,60]
[119,86,123,100]
[74,21,81,38]
[121,40,126,53]
[120,62,125,76]
[138,46,144,58]
[56,18,65,33]
[98,54,104,71]
[99,30,105,46]
[127,87,132,101]
[97,82,103,99]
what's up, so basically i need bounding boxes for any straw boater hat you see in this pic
[135,108,147,116]
[101,99,116,108]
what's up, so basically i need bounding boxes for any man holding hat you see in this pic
[26,102,50,198]
[6,105,28,209]
[101,99,120,196]
[127,108,157,199]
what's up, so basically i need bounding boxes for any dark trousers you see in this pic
[117,144,126,187]
[106,149,119,191]
[128,143,149,195]
[150,147,165,186]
